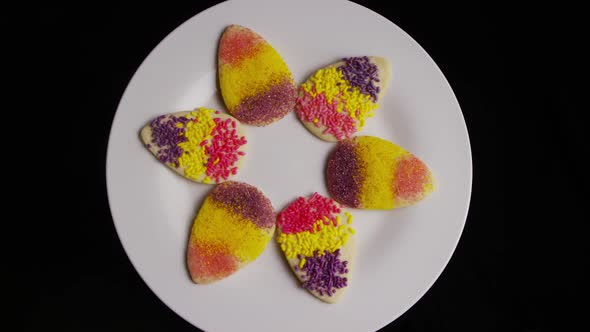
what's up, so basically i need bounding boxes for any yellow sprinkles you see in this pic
[190,197,273,263]
[177,108,216,182]
[219,43,293,112]
[300,67,378,128]
[277,213,354,259]
[355,136,408,209]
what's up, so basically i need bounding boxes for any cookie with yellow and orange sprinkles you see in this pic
[296,56,391,141]
[277,193,356,303]
[327,136,435,209]
[218,25,297,126]
[140,107,247,184]
[187,181,276,284]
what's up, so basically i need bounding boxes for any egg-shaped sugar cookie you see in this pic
[327,136,435,209]
[276,193,355,303]
[187,181,276,284]
[140,107,247,184]
[296,56,391,142]
[218,25,297,126]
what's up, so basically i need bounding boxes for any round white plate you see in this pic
[106,0,472,331]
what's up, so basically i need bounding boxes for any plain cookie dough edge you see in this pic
[368,56,391,101]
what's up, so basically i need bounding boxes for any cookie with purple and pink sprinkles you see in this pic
[296,56,391,142]
[276,193,356,303]
[140,107,248,184]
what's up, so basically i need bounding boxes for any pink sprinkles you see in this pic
[205,118,247,182]
[276,192,341,234]
[296,91,357,140]
[149,112,247,182]
[295,249,349,296]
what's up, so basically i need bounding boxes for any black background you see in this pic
[11,1,585,331]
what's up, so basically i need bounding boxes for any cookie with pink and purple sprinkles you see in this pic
[296,56,391,142]
[140,107,248,184]
[276,193,356,303]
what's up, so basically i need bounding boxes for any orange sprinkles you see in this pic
[394,155,430,201]
[218,26,263,66]
[187,242,239,282]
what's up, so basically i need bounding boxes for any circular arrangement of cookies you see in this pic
[140,24,435,304]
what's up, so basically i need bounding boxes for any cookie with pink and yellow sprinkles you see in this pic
[187,181,276,284]
[296,56,391,142]
[218,25,297,126]
[140,107,247,184]
[327,136,435,210]
[277,193,356,303]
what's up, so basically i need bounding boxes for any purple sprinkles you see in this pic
[326,139,362,208]
[338,56,381,102]
[150,115,188,167]
[233,77,296,125]
[296,249,349,297]
[210,181,276,228]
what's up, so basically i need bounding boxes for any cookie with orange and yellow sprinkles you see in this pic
[218,25,297,126]
[140,107,247,184]
[327,136,435,209]
[277,193,355,303]
[187,181,276,284]
[296,56,391,142]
